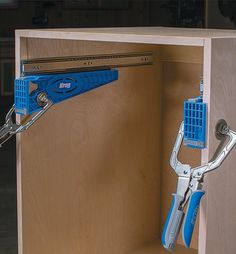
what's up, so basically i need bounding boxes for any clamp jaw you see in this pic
[162,120,236,251]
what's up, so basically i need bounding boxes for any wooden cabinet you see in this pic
[15,28,236,254]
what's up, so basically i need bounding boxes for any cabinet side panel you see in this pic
[18,40,162,254]
[204,38,236,254]
[15,36,28,254]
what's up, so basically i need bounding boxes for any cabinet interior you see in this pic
[19,38,203,254]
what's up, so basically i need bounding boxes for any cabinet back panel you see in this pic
[17,39,203,254]
[19,39,162,254]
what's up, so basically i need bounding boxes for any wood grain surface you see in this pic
[130,241,197,254]
[18,39,163,254]
[200,38,236,254]
[16,27,236,47]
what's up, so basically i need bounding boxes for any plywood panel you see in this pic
[15,36,28,254]
[17,38,205,254]
[160,61,203,249]
[16,27,236,47]
[130,242,197,254]
[18,40,162,254]
[201,38,236,254]
[160,45,203,64]
[26,38,159,59]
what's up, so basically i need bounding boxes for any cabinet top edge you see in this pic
[15,27,236,46]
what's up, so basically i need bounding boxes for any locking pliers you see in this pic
[0,99,53,147]
[162,120,236,251]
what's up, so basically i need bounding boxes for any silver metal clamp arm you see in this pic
[17,100,53,132]
[170,121,191,178]
[0,94,53,147]
[192,122,236,178]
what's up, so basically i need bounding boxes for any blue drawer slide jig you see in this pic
[183,80,207,149]
[14,70,118,115]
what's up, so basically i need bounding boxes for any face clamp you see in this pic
[0,93,53,147]
[162,119,236,251]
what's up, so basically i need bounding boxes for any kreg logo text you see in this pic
[59,83,71,89]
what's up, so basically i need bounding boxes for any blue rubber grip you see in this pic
[161,194,184,251]
[182,190,205,248]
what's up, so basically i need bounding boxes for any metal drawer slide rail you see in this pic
[21,52,153,75]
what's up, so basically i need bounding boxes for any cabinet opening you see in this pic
[18,38,203,254]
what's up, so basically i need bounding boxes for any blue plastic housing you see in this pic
[184,96,207,149]
[14,70,118,115]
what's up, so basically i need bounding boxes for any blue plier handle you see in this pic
[162,120,236,251]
